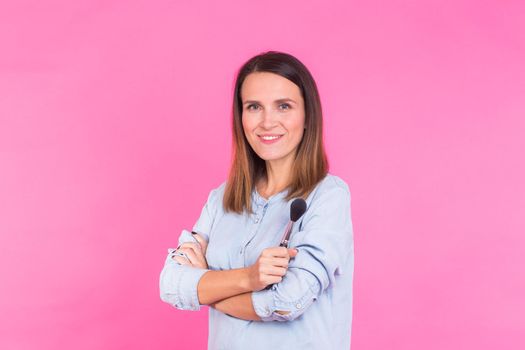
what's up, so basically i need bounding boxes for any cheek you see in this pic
[241,115,253,130]
[241,117,249,133]
[286,114,305,134]
[241,118,255,141]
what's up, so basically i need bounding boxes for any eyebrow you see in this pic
[243,98,297,105]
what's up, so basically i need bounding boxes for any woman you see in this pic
[159,51,354,349]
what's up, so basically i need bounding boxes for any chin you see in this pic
[257,152,288,162]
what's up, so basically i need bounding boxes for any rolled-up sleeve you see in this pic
[159,186,220,310]
[251,183,354,321]
[159,249,209,310]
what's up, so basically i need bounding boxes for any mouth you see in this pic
[257,134,284,144]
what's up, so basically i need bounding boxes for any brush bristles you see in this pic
[290,198,307,222]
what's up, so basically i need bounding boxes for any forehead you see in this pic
[241,72,302,101]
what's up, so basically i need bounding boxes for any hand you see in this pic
[247,246,298,291]
[172,232,209,269]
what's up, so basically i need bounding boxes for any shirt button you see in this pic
[296,303,302,309]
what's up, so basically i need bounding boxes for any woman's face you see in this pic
[241,72,305,166]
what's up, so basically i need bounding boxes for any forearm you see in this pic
[197,267,252,305]
[210,292,262,321]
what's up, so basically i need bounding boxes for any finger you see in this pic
[288,248,298,258]
[269,257,289,268]
[268,276,283,284]
[263,246,289,258]
[180,242,201,251]
[174,256,191,265]
[181,243,205,261]
[259,256,289,268]
[179,247,199,265]
[191,232,208,252]
[179,243,205,261]
[265,266,287,276]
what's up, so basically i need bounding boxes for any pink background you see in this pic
[1,0,524,349]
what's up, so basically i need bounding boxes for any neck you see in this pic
[259,156,294,196]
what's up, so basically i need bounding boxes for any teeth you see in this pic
[261,135,281,140]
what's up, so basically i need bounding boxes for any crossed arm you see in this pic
[197,267,262,321]
[210,291,260,320]
[210,292,293,321]
[198,269,291,321]
[171,236,293,321]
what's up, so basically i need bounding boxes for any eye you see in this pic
[279,103,291,110]
[247,104,259,111]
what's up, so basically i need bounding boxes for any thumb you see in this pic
[288,248,299,258]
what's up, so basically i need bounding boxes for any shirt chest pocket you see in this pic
[206,214,250,270]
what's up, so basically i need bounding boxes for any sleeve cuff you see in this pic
[159,250,209,311]
[179,265,209,310]
[251,281,320,322]
[251,287,278,321]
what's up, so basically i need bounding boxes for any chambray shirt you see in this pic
[159,173,355,350]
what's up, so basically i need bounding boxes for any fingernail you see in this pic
[191,231,197,235]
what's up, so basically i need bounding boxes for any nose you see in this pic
[260,109,279,130]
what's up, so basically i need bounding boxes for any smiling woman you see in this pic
[159,51,354,350]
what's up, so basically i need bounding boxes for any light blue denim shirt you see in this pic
[159,173,355,350]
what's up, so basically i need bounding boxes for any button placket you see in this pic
[254,202,266,224]
[241,202,264,258]
[241,191,274,261]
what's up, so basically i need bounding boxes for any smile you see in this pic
[258,134,283,144]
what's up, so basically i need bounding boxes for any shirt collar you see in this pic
[252,186,289,206]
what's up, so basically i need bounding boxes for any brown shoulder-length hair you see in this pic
[223,50,329,215]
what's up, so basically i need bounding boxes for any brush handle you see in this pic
[264,221,295,290]
[279,221,294,247]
